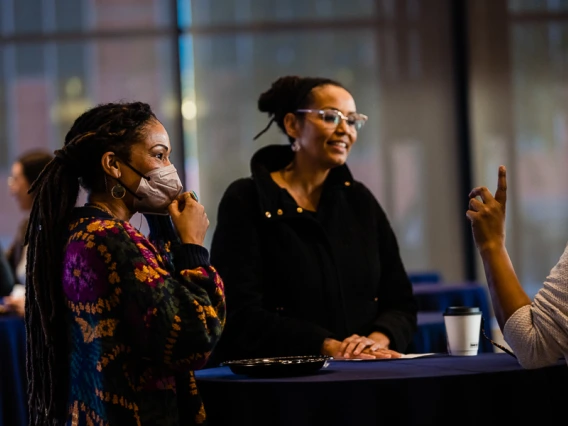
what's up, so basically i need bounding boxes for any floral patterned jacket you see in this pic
[62,206,225,426]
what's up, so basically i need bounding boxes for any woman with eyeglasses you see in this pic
[209,76,417,364]
[468,166,568,369]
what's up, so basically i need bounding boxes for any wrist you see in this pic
[478,241,506,257]
[175,244,210,269]
[180,236,203,246]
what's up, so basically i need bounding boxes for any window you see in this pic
[469,0,568,296]
[179,0,466,280]
[0,0,179,247]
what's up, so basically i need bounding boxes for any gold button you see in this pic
[265,211,272,218]
[345,181,351,186]
[277,209,283,215]
[297,207,303,213]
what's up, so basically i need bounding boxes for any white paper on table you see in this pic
[400,353,436,358]
[330,353,437,361]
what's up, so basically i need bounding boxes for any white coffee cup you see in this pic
[443,306,482,356]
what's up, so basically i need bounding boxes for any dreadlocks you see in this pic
[24,101,157,425]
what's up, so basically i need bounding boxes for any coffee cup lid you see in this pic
[443,306,481,316]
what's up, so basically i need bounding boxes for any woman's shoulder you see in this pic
[69,214,128,236]
[68,212,145,247]
[342,180,395,228]
[347,180,384,208]
[223,177,256,195]
[65,214,155,267]
[219,177,258,205]
[349,180,375,196]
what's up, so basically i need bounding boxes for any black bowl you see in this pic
[222,355,331,378]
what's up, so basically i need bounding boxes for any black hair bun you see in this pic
[257,76,304,116]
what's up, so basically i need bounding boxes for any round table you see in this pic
[196,353,568,426]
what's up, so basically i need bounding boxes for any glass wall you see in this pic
[179,0,467,281]
[0,0,180,248]
[1,0,490,284]
[469,0,568,296]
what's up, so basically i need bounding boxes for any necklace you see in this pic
[84,202,143,233]
[279,168,321,212]
[85,202,115,217]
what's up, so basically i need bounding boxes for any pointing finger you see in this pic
[495,165,507,208]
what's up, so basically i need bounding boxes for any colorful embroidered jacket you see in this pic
[62,207,225,426]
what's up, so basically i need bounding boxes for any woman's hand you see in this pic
[466,165,508,254]
[362,331,401,358]
[2,295,25,317]
[168,192,209,246]
[322,335,401,359]
[362,347,402,359]
[322,337,375,359]
[367,331,390,350]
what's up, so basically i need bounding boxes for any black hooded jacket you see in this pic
[209,145,417,363]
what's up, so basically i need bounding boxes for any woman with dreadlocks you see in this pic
[25,101,225,425]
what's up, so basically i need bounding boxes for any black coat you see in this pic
[209,145,417,363]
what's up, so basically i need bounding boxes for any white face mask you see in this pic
[121,163,183,215]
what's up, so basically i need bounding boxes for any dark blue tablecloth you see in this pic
[0,315,27,426]
[412,282,494,352]
[196,353,568,426]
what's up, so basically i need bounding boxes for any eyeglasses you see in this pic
[481,317,516,358]
[296,109,368,131]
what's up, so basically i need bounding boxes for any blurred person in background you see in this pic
[0,242,14,298]
[467,166,568,369]
[2,150,52,316]
[23,101,225,425]
[209,75,417,364]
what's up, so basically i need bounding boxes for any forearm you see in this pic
[480,244,531,329]
[321,338,341,356]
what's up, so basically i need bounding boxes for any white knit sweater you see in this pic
[503,243,568,369]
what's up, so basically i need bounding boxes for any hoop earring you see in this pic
[111,183,126,199]
[291,141,300,152]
